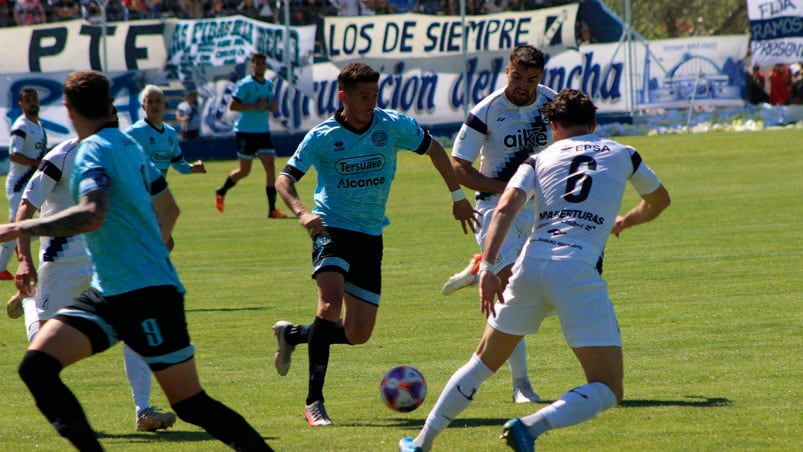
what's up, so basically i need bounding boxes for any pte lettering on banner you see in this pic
[0,19,165,74]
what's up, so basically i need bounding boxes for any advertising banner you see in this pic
[166,15,316,96]
[1,12,749,149]
[0,19,167,73]
[323,5,579,62]
[747,0,803,66]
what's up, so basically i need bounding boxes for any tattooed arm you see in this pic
[0,189,107,242]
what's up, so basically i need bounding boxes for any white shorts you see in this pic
[6,191,22,222]
[24,256,92,323]
[475,207,535,273]
[487,257,622,348]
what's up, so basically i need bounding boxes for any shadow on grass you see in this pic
[343,396,732,430]
[96,431,278,444]
[340,417,509,429]
[618,396,732,408]
[185,306,270,313]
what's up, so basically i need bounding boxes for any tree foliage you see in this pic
[600,0,749,39]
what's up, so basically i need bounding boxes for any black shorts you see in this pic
[235,132,275,158]
[181,129,199,140]
[312,227,382,305]
[54,285,194,371]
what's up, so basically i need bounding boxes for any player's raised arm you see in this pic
[426,139,479,234]
[612,184,671,238]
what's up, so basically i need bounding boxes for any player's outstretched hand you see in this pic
[453,199,480,234]
[192,160,207,173]
[611,215,626,238]
[478,269,503,319]
[15,259,37,296]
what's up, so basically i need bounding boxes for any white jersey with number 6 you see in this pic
[508,133,661,268]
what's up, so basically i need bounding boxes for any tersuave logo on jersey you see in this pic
[335,154,388,189]
[335,154,386,175]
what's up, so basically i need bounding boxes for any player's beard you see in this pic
[27,105,39,116]
[509,88,533,106]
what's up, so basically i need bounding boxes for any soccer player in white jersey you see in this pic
[2,88,47,282]
[214,52,287,219]
[125,85,206,178]
[443,44,556,404]
[272,62,478,427]
[400,89,671,452]
[0,70,271,451]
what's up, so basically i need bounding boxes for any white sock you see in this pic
[521,382,617,437]
[23,297,39,343]
[0,240,15,271]
[414,354,495,451]
[508,338,528,382]
[123,344,153,415]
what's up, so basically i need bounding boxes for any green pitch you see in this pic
[0,128,800,450]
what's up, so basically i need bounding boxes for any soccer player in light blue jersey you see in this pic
[125,85,206,178]
[272,62,479,427]
[214,52,287,219]
[0,70,272,451]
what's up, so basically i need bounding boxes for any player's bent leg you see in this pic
[508,347,622,446]
[441,254,481,296]
[408,326,522,451]
[509,340,541,403]
[171,390,272,451]
[572,345,624,402]
[19,350,103,451]
[342,294,377,345]
[156,360,272,450]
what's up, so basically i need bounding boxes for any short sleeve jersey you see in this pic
[7,115,48,194]
[176,100,200,132]
[452,85,555,210]
[21,137,88,262]
[125,119,190,177]
[71,126,184,296]
[232,75,274,133]
[281,108,432,235]
[509,134,661,267]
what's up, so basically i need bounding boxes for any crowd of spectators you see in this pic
[748,63,803,106]
[0,0,573,27]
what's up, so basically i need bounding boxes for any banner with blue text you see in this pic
[747,0,803,66]
[1,12,749,148]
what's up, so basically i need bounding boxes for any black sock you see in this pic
[285,323,310,346]
[306,316,335,405]
[172,391,273,451]
[19,350,103,451]
[217,176,236,196]
[266,186,277,211]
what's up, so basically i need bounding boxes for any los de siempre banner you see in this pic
[1,7,749,147]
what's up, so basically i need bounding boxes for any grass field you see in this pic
[0,128,800,451]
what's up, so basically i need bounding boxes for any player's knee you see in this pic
[19,350,63,390]
[346,328,372,345]
[596,380,623,405]
[172,390,214,425]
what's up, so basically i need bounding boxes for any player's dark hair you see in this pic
[251,53,267,62]
[509,45,546,71]
[542,89,597,127]
[63,70,111,120]
[337,62,380,92]
[19,87,39,101]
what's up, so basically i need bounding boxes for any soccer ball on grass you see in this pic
[380,365,427,412]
